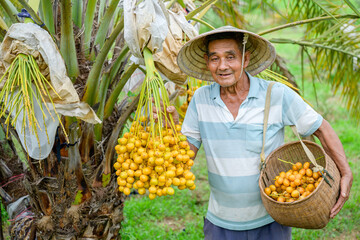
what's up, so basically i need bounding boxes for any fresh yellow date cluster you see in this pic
[114,122,196,200]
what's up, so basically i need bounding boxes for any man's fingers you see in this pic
[330,178,352,218]
[166,106,180,125]
[167,106,175,113]
[153,113,158,122]
[330,195,346,218]
[151,104,180,125]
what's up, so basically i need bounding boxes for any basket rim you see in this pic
[259,140,329,205]
[264,140,326,164]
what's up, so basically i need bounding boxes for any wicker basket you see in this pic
[259,140,341,229]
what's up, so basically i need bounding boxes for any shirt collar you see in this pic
[209,71,260,101]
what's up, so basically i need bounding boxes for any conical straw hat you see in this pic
[177,26,276,81]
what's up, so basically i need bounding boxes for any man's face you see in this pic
[205,38,250,87]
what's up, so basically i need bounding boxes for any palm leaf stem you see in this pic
[194,0,213,20]
[0,17,8,31]
[258,14,359,36]
[83,0,97,58]
[189,17,215,29]
[343,0,360,17]
[96,46,130,108]
[311,0,339,22]
[0,0,18,23]
[17,0,51,33]
[40,0,55,35]
[68,123,92,203]
[301,47,305,93]
[185,0,218,21]
[108,46,130,85]
[94,73,111,141]
[93,0,121,52]
[94,46,129,141]
[97,0,106,24]
[103,63,138,120]
[27,0,40,12]
[71,0,82,28]
[269,38,360,58]
[59,0,79,81]
[82,18,124,106]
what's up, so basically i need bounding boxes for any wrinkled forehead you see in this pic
[206,38,248,57]
[204,33,245,55]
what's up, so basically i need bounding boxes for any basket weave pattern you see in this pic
[259,140,341,229]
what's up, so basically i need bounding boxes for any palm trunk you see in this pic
[0,95,138,239]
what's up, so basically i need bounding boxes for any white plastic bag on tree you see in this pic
[124,0,169,59]
[6,86,59,160]
[123,0,198,85]
[0,23,101,160]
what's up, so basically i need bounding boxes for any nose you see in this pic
[218,58,229,71]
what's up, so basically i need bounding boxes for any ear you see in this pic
[243,51,251,69]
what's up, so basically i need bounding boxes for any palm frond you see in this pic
[285,0,342,21]
[269,18,360,123]
[258,14,359,36]
[211,0,247,28]
[255,0,349,37]
[343,0,360,18]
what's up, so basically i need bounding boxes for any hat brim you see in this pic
[177,26,276,81]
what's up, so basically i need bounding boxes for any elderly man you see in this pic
[167,26,353,239]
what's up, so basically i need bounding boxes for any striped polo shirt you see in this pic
[181,73,323,231]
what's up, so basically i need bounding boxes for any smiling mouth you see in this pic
[218,73,232,77]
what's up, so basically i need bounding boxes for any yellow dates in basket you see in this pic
[264,162,322,203]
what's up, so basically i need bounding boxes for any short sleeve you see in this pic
[281,85,323,137]
[181,91,202,149]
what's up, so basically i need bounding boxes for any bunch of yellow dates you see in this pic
[114,120,196,200]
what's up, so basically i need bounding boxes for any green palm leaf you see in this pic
[270,19,360,123]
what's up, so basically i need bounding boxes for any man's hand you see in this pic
[330,173,353,218]
[152,99,180,126]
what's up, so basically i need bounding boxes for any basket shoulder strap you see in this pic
[260,82,275,167]
[290,125,324,172]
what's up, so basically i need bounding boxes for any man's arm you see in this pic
[188,142,199,160]
[313,119,353,218]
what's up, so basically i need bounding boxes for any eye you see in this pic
[227,55,235,60]
[210,56,219,62]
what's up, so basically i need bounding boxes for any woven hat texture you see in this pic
[177,26,276,81]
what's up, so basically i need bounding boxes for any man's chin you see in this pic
[216,80,236,88]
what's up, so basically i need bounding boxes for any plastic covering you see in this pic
[124,0,198,85]
[0,23,101,160]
